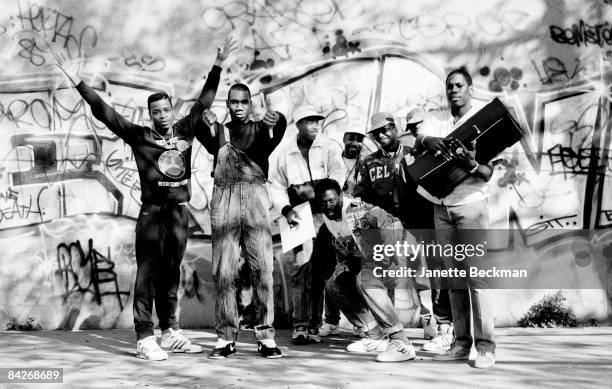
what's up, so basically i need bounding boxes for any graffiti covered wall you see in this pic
[0,0,611,329]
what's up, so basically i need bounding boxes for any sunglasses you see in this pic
[370,123,395,137]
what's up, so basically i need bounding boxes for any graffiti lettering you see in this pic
[0,189,42,223]
[14,0,98,66]
[531,57,592,85]
[526,215,579,237]
[56,238,130,309]
[121,54,167,72]
[547,145,612,177]
[549,20,612,48]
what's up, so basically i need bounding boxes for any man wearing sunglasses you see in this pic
[353,112,434,336]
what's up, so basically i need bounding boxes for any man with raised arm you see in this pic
[55,37,236,361]
[196,79,287,360]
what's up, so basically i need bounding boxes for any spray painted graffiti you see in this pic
[549,20,612,48]
[0,0,611,329]
[56,238,130,310]
[12,0,98,66]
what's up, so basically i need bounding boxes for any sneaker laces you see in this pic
[432,332,453,347]
[138,336,161,353]
[362,337,384,350]
[388,339,408,352]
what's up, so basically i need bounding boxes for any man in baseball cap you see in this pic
[355,110,435,342]
[269,105,345,345]
[293,105,325,126]
[405,107,425,137]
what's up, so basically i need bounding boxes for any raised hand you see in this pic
[215,36,238,64]
[54,52,82,86]
[202,109,217,137]
[262,110,279,138]
[262,110,279,127]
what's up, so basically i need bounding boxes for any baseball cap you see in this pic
[369,111,395,133]
[406,107,425,124]
[293,105,325,124]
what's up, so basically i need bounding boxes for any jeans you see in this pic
[434,199,495,352]
[324,262,379,333]
[134,203,188,340]
[325,261,409,342]
[290,213,324,329]
[310,221,342,328]
[211,144,275,341]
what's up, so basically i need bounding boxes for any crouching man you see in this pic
[313,178,424,362]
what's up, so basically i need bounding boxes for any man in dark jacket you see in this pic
[55,37,236,361]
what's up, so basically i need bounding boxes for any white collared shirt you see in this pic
[268,133,345,213]
[415,106,488,206]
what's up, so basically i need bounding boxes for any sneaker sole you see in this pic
[433,355,470,361]
[376,354,416,363]
[136,354,167,361]
[208,352,236,359]
[422,345,452,352]
[261,354,284,359]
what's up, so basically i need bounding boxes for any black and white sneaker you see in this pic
[208,339,236,359]
[257,340,283,359]
[307,327,321,343]
[292,326,308,345]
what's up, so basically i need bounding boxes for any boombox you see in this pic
[405,98,523,198]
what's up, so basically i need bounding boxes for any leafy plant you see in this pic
[6,316,42,331]
[517,291,577,328]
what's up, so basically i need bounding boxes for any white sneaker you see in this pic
[376,339,416,362]
[347,337,389,353]
[136,336,168,361]
[421,317,438,340]
[422,323,454,352]
[160,328,203,353]
[319,323,341,337]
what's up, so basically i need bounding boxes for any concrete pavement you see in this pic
[1,327,611,388]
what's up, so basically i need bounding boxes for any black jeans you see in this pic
[133,203,189,340]
[310,226,342,328]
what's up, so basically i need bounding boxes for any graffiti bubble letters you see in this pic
[550,20,612,48]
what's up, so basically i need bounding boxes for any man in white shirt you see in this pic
[414,68,496,369]
[268,105,345,344]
